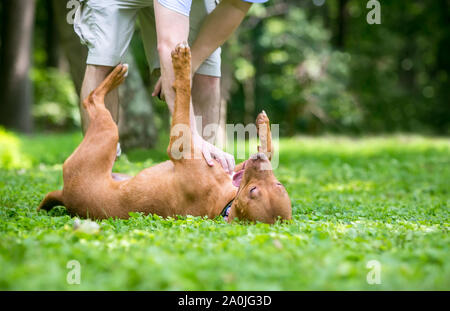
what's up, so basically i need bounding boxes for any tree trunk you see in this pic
[51,0,157,150]
[45,0,60,68]
[335,0,348,48]
[51,0,87,95]
[0,0,36,133]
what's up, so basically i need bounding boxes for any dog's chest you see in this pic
[175,163,236,212]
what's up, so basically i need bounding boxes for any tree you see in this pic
[335,0,348,48]
[45,0,60,68]
[0,0,36,133]
[50,0,87,95]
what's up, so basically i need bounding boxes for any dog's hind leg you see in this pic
[38,65,128,214]
[64,64,128,178]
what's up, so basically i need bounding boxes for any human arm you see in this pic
[152,0,252,98]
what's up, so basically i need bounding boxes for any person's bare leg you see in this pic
[191,74,220,143]
[153,2,190,117]
[80,65,119,134]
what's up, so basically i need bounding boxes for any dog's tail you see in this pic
[37,190,64,212]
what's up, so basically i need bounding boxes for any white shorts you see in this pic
[74,0,221,77]
[158,0,192,16]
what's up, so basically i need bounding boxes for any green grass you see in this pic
[0,130,449,290]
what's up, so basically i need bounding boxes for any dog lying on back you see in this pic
[38,43,292,224]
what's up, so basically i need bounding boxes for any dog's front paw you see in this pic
[171,42,191,71]
[256,110,270,132]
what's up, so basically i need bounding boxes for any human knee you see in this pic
[194,75,220,92]
[85,64,115,80]
[157,38,180,58]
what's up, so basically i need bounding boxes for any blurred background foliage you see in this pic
[223,0,449,135]
[31,67,80,129]
[0,0,449,139]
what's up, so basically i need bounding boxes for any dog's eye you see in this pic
[249,186,258,198]
[249,186,261,199]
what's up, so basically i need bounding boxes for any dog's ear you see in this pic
[37,190,64,212]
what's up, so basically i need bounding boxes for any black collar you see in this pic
[220,199,234,220]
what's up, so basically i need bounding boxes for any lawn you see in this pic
[0,129,449,290]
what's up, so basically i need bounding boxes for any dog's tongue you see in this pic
[232,170,244,187]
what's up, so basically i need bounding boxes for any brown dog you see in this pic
[38,44,292,224]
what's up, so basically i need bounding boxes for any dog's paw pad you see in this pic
[256,111,270,126]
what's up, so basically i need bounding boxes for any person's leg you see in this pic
[80,65,119,134]
[74,64,128,178]
[191,74,220,142]
[137,6,170,129]
[74,0,144,157]
[153,1,190,116]
[188,0,222,143]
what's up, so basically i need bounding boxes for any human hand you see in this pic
[152,77,164,100]
[193,133,235,174]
